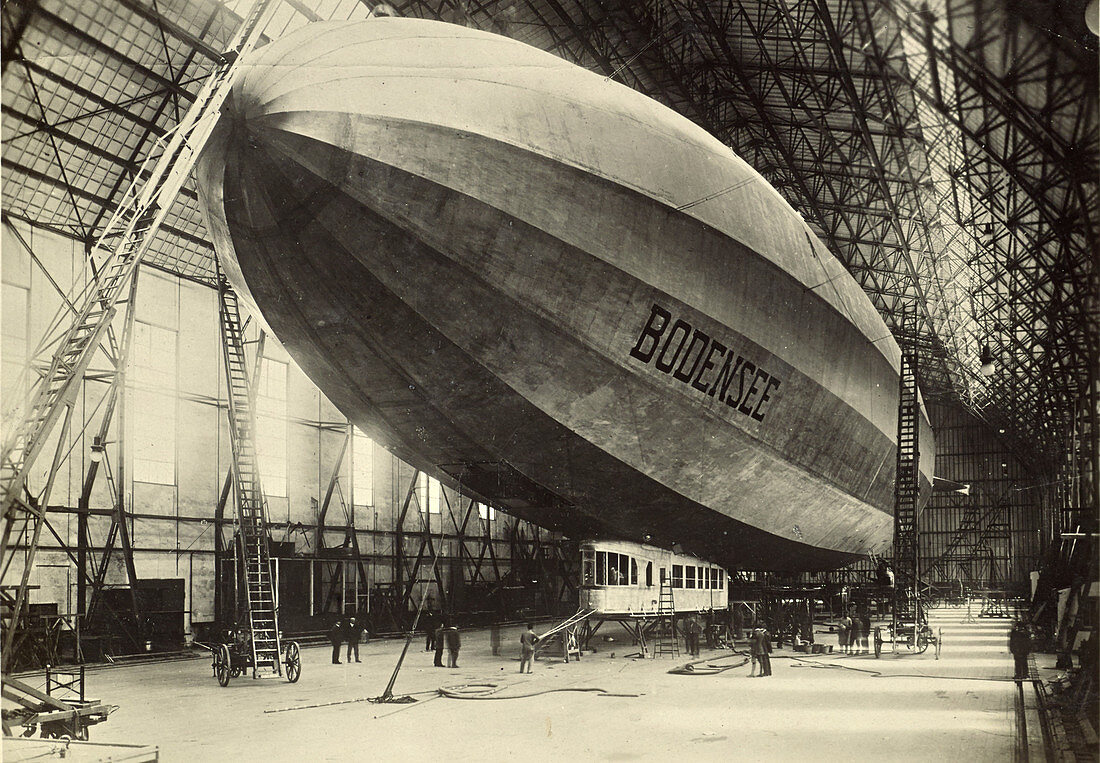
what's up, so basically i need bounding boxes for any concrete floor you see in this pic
[5,605,1032,762]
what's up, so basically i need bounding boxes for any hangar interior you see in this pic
[1,0,1096,759]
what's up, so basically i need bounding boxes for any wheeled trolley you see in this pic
[210,635,302,686]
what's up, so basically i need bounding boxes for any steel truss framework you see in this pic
[3,0,1095,483]
[1,0,1096,612]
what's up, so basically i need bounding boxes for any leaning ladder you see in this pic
[653,575,680,658]
[219,285,282,678]
[893,348,922,632]
[0,0,276,662]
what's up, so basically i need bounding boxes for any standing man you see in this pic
[345,616,365,663]
[328,617,344,665]
[433,619,447,667]
[1009,621,1031,681]
[860,612,872,655]
[839,611,852,654]
[445,623,461,668]
[686,616,702,657]
[423,610,437,652]
[848,610,862,656]
[750,626,772,677]
[519,623,538,673]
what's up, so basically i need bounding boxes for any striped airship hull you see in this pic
[195,18,934,571]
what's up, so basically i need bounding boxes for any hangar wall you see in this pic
[920,402,1051,589]
[2,220,572,638]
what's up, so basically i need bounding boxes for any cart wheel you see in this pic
[914,627,930,654]
[217,643,232,686]
[873,627,882,659]
[284,641,302,683]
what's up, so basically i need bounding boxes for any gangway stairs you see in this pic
[893,346,923,634]
[653,575,680,658]
[0,0,276,664]
[534,608,595,662]
[219,284,283,679]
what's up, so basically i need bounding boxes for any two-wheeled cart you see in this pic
[873,622,941,658]
[210,629,301,686]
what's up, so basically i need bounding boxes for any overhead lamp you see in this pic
[979,344,996,376]
[90,435,105,463]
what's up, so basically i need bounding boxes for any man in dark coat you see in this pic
[685,616,702,657]
[433,620,447,667]
[345,616,365,663]
[423,610,437,652]
[1009,621,1031,680]
[750,626,772,676]
[328,617,344,664]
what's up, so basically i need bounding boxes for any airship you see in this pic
[195,17,934,572]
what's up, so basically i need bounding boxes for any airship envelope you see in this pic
[196,17,934,571]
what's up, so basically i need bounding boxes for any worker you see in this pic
[704,608,716,649]
[445,623,461,668]
[848,610,862,655]
[433,620,447,667]
[685,615,702,657]
[749,626,772,677]
[838,611,852,654]
[328,617,344,665]
[519,622,538,673]
[1009,621,1031,681]
[859,612,872,654]
[423,610,437,652]
[345,616,365,663]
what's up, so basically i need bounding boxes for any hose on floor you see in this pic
[667,653,750,675]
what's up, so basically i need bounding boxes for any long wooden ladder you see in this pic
[893,347,922,632]
[653,574,680,658]
[0,0,276,664]
[218,284,282,678]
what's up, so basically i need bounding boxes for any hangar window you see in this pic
[256,355,287,497]
[477,502,496,521]
[130,321,177,485]
[698,566,706,588]
[416,472,442,514]
[1,282,29,408]
[685,565,696,589]
[718,570,725,588]
[672,564,683,588]
[352,427,373,507]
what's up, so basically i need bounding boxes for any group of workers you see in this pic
[422,612,463,668]
[836,610,873,654]
[327,616,367,664]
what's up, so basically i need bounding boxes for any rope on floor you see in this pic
[786,653,1022,682]
[438,683,642,700]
